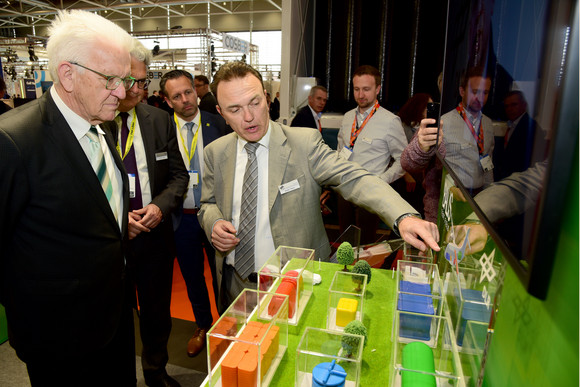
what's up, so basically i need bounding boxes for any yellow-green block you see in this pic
[336,298,358,327]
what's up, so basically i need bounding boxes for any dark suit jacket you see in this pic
[291,105,317,129]
[493,113,540,181]
[0,90,129,361]
[172,110,230,229]
[103,103,189,262]
[199,92,218,115]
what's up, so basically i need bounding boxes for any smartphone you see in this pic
[426,102,440,129]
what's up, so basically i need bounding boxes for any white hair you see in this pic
[47,10,133,84]
[130,38,152,67]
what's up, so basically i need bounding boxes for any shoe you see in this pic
[187,327,209,357]
[145,373,181,387]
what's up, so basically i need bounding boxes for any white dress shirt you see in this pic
[174,110,204,209]
[51,87,124,230]
[225,123,275,271]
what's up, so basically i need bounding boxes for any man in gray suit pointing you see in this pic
[198,61,440,310]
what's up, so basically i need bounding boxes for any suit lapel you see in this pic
[41,93,122,233]
[268,123,290,211]
[218,136,237,220]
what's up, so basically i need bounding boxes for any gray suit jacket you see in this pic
[198,122,415,290]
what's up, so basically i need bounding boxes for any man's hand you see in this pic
[133,203,163,229]
[449,186,467,202]
[128,212,150,240]
[320,189,331,205]
[447,223,488,255]
[403,173,416,192]
[212,220,239,252]
[398,216,440,252]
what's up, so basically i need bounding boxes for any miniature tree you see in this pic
[336,241,354,272]
[351,260,372,291]
[341,320,368,357]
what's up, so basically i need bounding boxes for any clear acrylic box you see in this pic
[394,260,443,342]
[326,271,367,331]
[207,289,289,387]
[257,246,315,326]
[391,311,465,387]
[295,327,364,387]
[403,241,434,263]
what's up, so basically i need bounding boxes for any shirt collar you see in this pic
[50,86,102,138]
[237,121,272,152]
[175,109,201,131]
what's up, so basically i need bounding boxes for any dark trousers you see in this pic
[130,231,175,381]
[338,195,381,246]
[174,213,217,329]
[25,292,136,386]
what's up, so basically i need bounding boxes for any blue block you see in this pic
[455,289,492,346]
[398,284,434,341]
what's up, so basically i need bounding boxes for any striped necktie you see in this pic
[87,126,118,221]
[235,142,260,280]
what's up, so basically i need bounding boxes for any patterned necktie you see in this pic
[235,142,260,280]
[119,112,142,210]
[86,126,118,221]
[186,122,202,208]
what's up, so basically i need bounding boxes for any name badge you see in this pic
[128,174,136,198]
[361,137,373,145]
[155,151,168,161]
[188,170,199,189]
[339,146,353,160]
[279,179,300,195]
[479,154,494,172]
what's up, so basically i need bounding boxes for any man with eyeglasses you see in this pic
[160,70,229,358]
[103,39,188,387]
[193,74,218,115]
[0,10,138,386]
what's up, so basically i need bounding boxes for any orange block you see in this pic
[238,345,259,387]
[221,342,248,387]
[268,281,296,318]
[240,325,261,342]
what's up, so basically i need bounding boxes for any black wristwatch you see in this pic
[393,213,421,236]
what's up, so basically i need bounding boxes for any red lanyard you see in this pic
[350,100,379,148]
[456,103,484,155]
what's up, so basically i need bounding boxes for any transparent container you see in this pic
[257,246,315,325]
[207,289,289,387]
[295,327,364,387]
[403,241,434,263]
[391,311,465,387]
[326,271,367,331]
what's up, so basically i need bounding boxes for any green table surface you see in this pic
[269,261,397,386]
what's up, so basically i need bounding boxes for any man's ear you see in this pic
[459,86,465,99]
[58,62,75,92]
[164,97,173,109]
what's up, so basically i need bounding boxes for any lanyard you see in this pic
[116,112,137,160]
[350,100,379,148]
[456,103,484,155]
[175,113,201,165]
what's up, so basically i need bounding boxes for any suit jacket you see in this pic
[0,91,129,361]
[492,112,539,181]
[291,105,317,129]
[441,108,494,189]
[102,103,189,261]
[172,110,230,229]
[198,122,416,291]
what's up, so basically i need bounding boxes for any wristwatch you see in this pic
[393,213,421,236]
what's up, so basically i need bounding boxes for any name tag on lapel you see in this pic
[361,137,373,145]
[278,179,300,195]
[155,152,168,161]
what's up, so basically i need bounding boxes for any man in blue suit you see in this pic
[291,85,327,131]
[160,70,230,358]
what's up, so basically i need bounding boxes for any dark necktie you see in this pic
[119,112,143,210]
[235,142,260,279]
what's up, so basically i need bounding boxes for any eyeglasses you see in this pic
[134,78,151,90]
[70,62,136,91]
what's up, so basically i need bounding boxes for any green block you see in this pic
[0,304,8,344]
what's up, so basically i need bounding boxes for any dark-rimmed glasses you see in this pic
[70,62,136,91]
[133,78,151,90]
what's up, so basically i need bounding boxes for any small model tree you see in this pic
[341,320,368,357]
[336,241,354,271]
[351,260,372,291]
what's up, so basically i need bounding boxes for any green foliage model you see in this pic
[337,241,354,270]
[341,320,368,356]
[351,260,372,285]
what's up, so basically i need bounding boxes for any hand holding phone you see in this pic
[426,102,440,129]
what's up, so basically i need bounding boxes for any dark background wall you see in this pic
[310,0,447,113]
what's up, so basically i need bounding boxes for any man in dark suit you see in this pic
[0,10,136,385]
[291,85,327,131]
[103,40,188,387]
[194,75,218,115]
[160,70,229,358]
[493,90,545,181]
